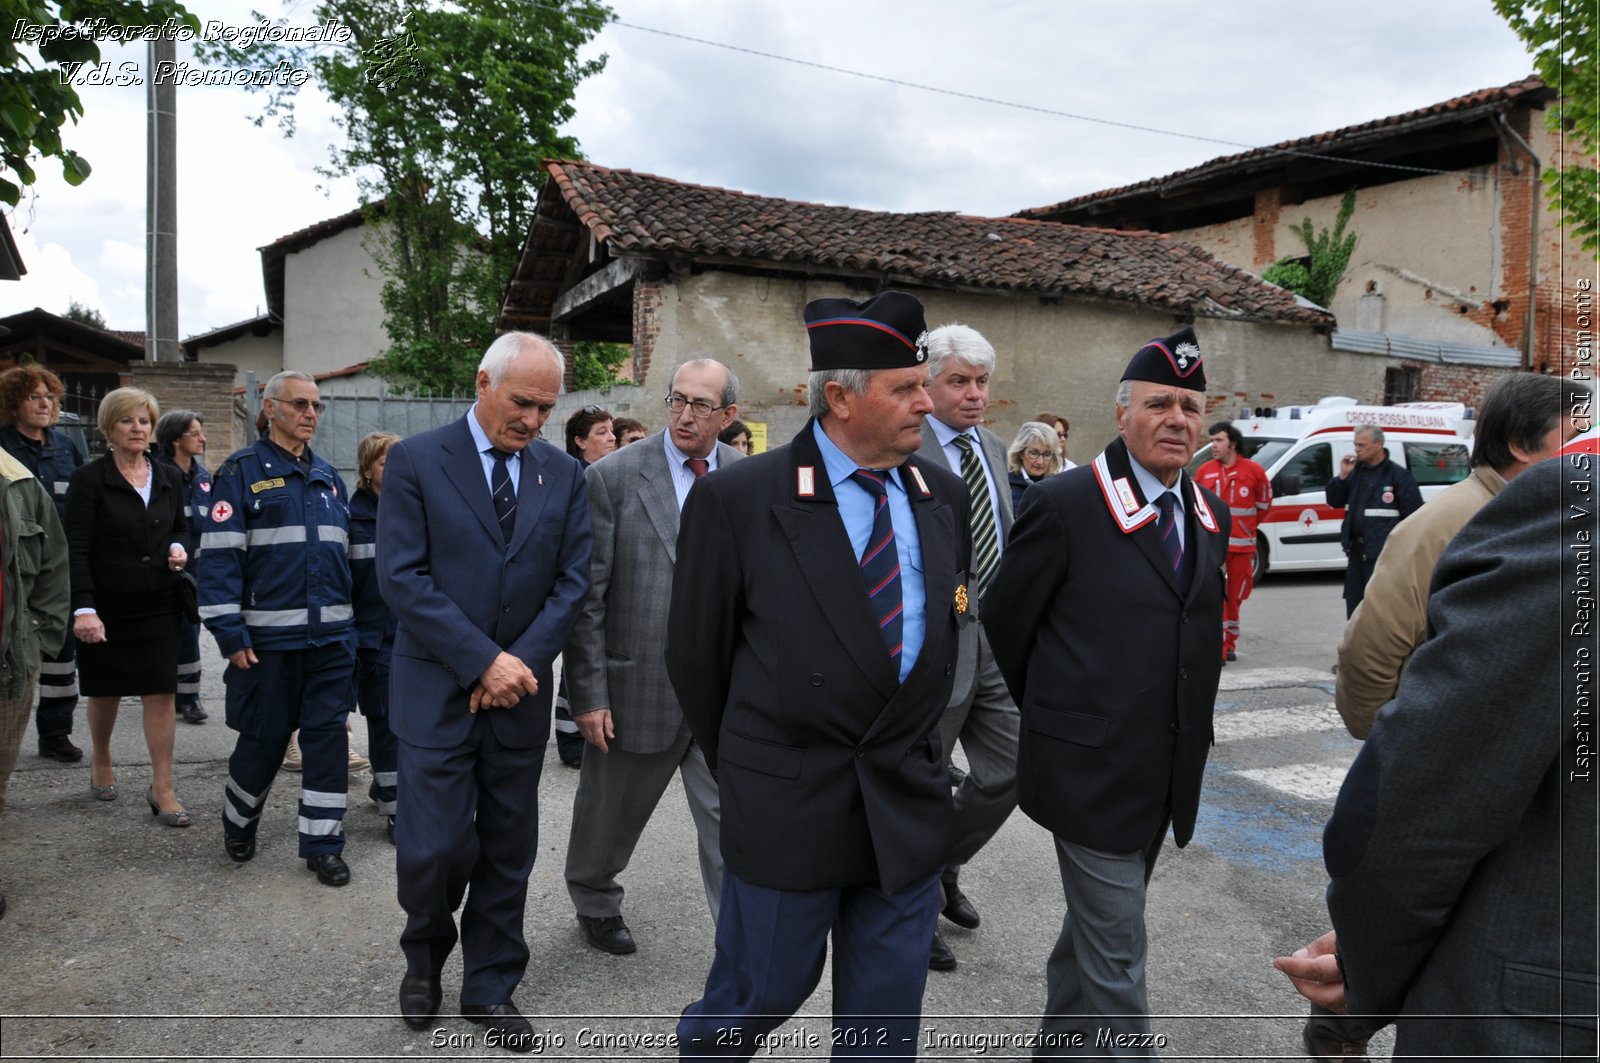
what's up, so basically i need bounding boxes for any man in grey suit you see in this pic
[562,359,742,955]
[1275,455,1597,1060]
[914,323,1020,971]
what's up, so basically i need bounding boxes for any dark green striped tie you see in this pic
[953,434,999,592]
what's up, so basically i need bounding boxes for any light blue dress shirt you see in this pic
[1128,455,1185,550]
[812,421,926,682]
[665,433,723,510]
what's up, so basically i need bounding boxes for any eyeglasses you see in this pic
[665,394,729,419]
[24,392,52,404]
[275,397,327,415]
[582,404,605,414]
[1023,449,1054,461]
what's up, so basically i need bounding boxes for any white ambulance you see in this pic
[1187,397,1476,577]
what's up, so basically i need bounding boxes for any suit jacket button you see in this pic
[809,673,823,686]
[1181,612,1189,623]
[1169,723,1180,734]
[855,746,865,758]
[944,664,953,676]
[502,604,511,613]
[141,555,151,563]
[1179,667,1189,680]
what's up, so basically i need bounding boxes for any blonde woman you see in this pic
[1006,421,1063,513]
[350,431,402,842]
[64,388,190,826]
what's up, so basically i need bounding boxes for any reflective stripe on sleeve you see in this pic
[198,603,241,619]
[348,543,376,560]
[242,608,310,627]
[200,531,246,551]
[317,524,349,546]
[319,604,353,623]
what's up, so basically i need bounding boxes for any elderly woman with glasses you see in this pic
[1006,421,1063,513]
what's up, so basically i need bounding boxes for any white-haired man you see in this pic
[913,323,1020,971]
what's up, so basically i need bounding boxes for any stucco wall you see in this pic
[283,224,389,377]
[638,270,1374,459]
[193,330,283,389]
[1162,107,1593,374]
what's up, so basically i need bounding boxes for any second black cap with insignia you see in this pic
[1121,325,1207,391]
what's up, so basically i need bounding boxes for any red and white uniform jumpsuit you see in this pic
[1194,457,1271,658]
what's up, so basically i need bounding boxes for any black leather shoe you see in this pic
[1225,649,1238,662]
[306,853,351,887]
[179,702,208,723]
[941,882,980,929]
[399,972,442,1030]
[462,1001,536,1052]
[224,836,256,863]
[929,931,958,971]
[578,913,637,955]
[38,734,83,762]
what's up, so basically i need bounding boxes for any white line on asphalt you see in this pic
[1233,763,1349,802]
[1218,666,1334,691]
[1213,703,1344,742]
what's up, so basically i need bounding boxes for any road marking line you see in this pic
[1233,763,1348,802]
[1213,703,1344,742]
[1218,666,1333,691]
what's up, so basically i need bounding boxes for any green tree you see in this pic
[204,0,611,393]
[570,340,630,391]
[0,0,198,205]
[1261,188,1359,308]
[62,298,105,327]
[1494,0,1599,254]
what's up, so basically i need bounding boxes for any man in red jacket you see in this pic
[1194,421,1271,662]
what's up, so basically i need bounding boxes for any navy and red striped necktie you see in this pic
[850,469,904,662]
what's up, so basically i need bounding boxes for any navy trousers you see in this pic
[34,639,77,739]
[396,714,544,1006]
[221,643,354,857]
[678,868,941,1060]
[356,647,397,815]
[176,620,203,713]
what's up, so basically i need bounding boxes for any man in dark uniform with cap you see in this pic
[667,291,971,1058]
[985,327,1227,1055]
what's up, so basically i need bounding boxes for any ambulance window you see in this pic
[1403,441,1471,486]
[1278,443,1333,494]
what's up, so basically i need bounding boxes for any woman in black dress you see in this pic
[65,388,191,826]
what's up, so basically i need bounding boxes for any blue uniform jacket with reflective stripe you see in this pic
[196,438,355,656]
[158,453,211,557]
[348,486,395,653]
[0,424,86,522]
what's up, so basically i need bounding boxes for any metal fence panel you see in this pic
[317,394,474,484]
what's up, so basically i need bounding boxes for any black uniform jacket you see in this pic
[666,419,972,894]
[983,437,1227,852]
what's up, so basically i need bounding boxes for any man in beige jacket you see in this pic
[1308,370,1586,1062]
[1336,373,1587,738]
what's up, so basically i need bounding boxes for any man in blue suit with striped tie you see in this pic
[377,332,592,1050]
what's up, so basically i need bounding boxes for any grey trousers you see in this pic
[937,625,1019,876]
[1036,827,1168,1058]
[564,726,722,922]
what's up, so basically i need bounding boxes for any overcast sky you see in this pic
[0,0,1538,338]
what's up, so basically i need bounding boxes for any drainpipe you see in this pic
[1496,113,1541,371]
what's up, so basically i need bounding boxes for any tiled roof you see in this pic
[1017,76,1549,219]
[531,161,1331,326]
[258,202,385,320]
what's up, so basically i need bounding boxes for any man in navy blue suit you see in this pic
[377,331,592,1051]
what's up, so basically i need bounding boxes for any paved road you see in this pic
[0,571,1391,1059]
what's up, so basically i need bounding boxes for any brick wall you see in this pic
[1412,361,1508,408]
[632,276,664,385]
[1252,187,1282,270]
[129,362,241,453]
